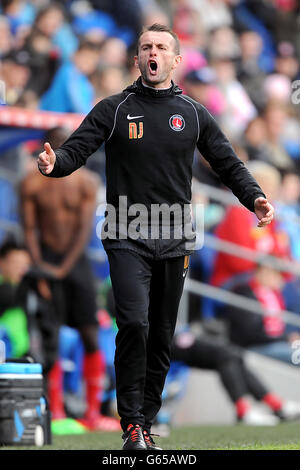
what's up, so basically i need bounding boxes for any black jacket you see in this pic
[226,283,287,347]
[45,77,265,259]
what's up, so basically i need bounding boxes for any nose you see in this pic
[149,45,157,56]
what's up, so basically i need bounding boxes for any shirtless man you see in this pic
[20,126,120,432]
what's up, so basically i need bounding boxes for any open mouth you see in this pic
[148,60,158,75]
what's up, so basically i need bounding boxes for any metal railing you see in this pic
[204,233,300,276]
[193,179,300,227]
[184,278,300,328]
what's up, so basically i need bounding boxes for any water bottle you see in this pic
[0,340,5,363]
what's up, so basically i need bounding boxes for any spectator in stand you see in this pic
[275,41,300,81]
[270,0,300,59]
[40,39,100,113]
[0,236,31,359]
[171,0,205,50]
[1,48,31,105]
[208,26,241,64]
[170,327,300,425]
[237,29,267,112]
[1,0,35,39]
[225,259,300,367]
[90,0,143,47]
[276,172,300,262]
[20,29,60,101]
[263,100,295,173]
[211,161,290,288]
[31,3,78,62]
[90,65,129,103]
[0,15,13,57]
[189,0,233,33]
[230,0,277,73]
[210,53,257,140]
[244,117,275,165]
[98,37,128,68]
[142,4,172,32]
[182,67,226,117]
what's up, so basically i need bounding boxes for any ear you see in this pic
[172,54,183,70]
[133,55,139,68]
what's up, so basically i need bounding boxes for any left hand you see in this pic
[38,262,67,280]
[254,197,274,228]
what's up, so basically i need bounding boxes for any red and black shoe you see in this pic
[143,429,162,450]
[122,424,147,450]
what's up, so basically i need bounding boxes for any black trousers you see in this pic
[171,335,268,403]
[107,249,188,432]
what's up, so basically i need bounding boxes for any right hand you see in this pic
[37,279,52,301]
[37,142,56,175]
[38,261,67,280]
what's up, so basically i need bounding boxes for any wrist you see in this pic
[253,193,266,209]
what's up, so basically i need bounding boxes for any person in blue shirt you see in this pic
[40,40,100,114]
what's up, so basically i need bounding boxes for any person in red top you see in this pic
[211,203,291,287]
[225,260,300,366]
[211,161,290,288]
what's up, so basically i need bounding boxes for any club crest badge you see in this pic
[169,114,185,132]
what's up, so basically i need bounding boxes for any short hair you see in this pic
[2,0,15,10]
[76,38,101,53]
[0,236,27,259]
[246,161,281,188]
[44,126,70,150]
[136,24,180,55]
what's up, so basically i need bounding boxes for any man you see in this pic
[37,24,274,450]
[21,127,120,432]
[0,237,31,359]
[40,39,100,114]
[225,260,300,365]
[170,328,300,426]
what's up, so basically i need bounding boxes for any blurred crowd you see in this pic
[1,0,300,432]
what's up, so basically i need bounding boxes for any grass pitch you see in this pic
[2,422,300,450]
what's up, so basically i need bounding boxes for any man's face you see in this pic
[135,31,182,88]
[75,49,100,76]
[0,250,31,284]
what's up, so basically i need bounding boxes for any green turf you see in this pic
[2,422,300,450]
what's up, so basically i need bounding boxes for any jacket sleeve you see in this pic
[45,97,115,178]
[196,105,265,212]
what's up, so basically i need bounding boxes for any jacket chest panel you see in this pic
[112,98,197,151]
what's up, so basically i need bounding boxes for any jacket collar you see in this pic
[125,76,182,97]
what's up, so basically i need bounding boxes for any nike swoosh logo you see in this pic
[127,114,144,120]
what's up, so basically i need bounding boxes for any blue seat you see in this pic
[0,327,12,359]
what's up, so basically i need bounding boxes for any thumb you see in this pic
[44,142,53,155]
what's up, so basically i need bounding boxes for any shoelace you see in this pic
[123,424,141,443]
[143,430,160,446]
